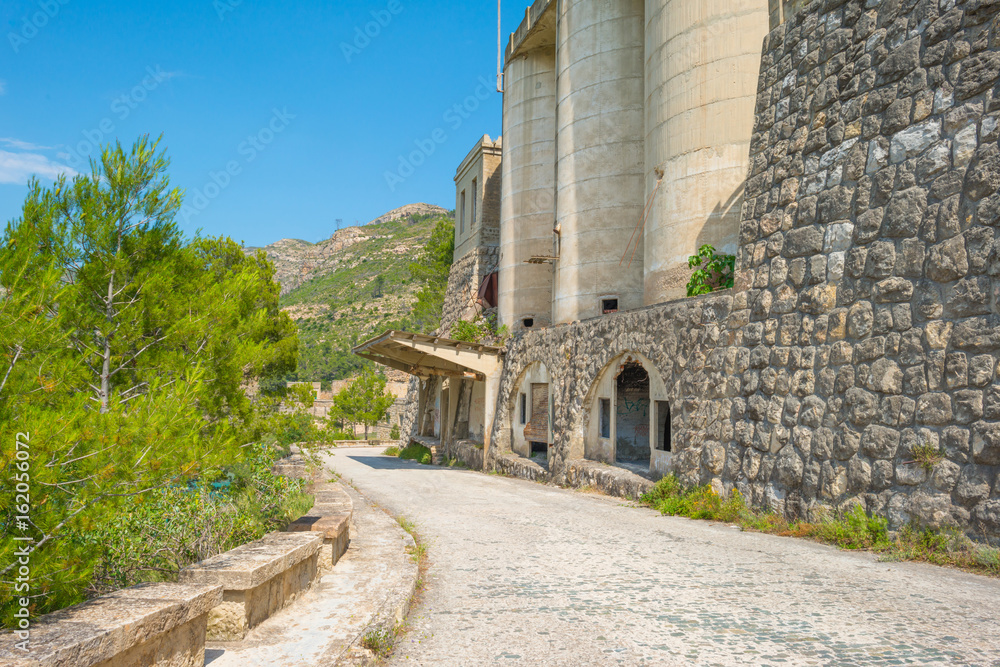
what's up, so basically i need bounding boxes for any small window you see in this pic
[599,398,611,439]
[471,178,478,227]
[523,318,534,328]
[460,190,466,234]
[601,298,619,314]
[520,393,527,425]
[656,401,671,452]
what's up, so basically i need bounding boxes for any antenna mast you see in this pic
[496,0,504,92]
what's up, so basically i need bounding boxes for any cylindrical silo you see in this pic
[643,0,769,304]
[499,47,557,332]
[553,0,646,324]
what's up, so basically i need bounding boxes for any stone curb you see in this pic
[331,484,420,667]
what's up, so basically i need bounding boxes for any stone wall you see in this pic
[439,245,500,336]
[487,293,733,483]
[486,0,1000,541]
[733,0,1000,536]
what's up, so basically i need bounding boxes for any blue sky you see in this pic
[1,0,523,247]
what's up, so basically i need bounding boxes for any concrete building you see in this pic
[454,135,502,261]
[362,0,1000,541]
[440,136,504,334]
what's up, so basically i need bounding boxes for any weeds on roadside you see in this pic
[642,475,1000,576]
[361,626,396,657]
[382,446,400,457]
[397,443,432,465]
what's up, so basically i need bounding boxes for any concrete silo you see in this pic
[642,0,769,304]
[552,0,646,324]
[499,7,558,332]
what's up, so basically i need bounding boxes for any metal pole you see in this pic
[496,0,504,92]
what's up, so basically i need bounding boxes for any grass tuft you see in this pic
[641,475,1000,576]
[397,443,432,465]
[361,626,395,657]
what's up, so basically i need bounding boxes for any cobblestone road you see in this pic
[323,448,1000,667]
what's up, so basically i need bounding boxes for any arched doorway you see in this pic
[615,362,650,471]
[585,353,671,476]
[509,362,552,464]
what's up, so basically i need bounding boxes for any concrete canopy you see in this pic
[353,331,502,381]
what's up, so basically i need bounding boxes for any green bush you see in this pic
[79,444,313,596]
[686,244,735,296]
[451,313,510,345]
[641,475,999,576]
[390,424,401,440]
[398,443,432,465]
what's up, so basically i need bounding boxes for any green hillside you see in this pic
[279,211,454,385]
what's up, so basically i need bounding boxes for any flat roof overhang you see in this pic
[353,330,503,381]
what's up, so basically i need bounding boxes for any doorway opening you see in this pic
[530,441,548,460]
[655,400,671,452]
[615,362,650,470]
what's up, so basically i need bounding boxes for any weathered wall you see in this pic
[454,136,502,261]
[486,0,1000,541]
[439,245,500,336]
[488,293,734,483]
[730,0,1000,536]
[500,45,557,332]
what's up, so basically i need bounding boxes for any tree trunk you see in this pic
[99,269,116,414]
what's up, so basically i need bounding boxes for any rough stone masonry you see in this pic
[486,0,1000,542]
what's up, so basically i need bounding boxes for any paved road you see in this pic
[323,448,1000,667]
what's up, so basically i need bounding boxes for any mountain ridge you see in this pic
[247,203,449,296]
[248,203,454,383]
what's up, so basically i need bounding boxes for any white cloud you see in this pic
[0,137,52,151]
[0,149,78,185]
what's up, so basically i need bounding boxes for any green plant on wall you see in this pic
[451,313,510,345]
[686,244,735,297]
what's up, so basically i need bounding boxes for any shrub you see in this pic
[80,443,312,596]
[910,438,946,472]
[641,475,999,576]
[390,424,401,440]
[398,443,432,465]
[686,244,735,296]
[382,446,400,457]
[450,313,510,345]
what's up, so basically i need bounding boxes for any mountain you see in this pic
[247,203,453,384]
[248,203,450,296]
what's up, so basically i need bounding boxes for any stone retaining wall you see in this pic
[440,439,485,470]
[179,532,322,641]
[0,583,221,667]
[288,480,353,572]
[0,478,357,662]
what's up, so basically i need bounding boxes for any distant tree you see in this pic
[409,217,454,333]
[372,274,385,298]
[330,367,395,440]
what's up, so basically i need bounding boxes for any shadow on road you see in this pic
[346,455,466,472]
